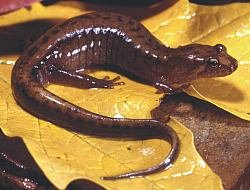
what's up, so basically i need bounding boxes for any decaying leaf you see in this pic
[0,0,39,14]
[152,93,250,190]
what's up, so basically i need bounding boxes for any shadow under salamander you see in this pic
[0,19,64,56]
[0,0,177,55]
[189,0,250,5]
[192,78,244,103]
[42,0,178,21]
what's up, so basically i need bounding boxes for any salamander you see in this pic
[11,12,238,180]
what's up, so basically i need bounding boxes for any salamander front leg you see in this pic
[49,69,125,89]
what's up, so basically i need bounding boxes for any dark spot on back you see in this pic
[18,75,24,80]
[74,117,83,125]
[95,13,101,17]
[51,29,60,35]
[130,26,140,32]
[28,46,38,56]
[43,98,50,104]
[80,14,92,19]
[54,108,61,114]
[71,20,78,25]
[42,36,49,44]
[154,57,161,65]
[137,34,144,38]
[59,21,69,28]
[117,16,123,22]
[153,45,160,50]
[27,78,34,83]
[67,107,73,112]
[148,38,153,43]
[19,60,27,65]
[103,15,110,20]
[87,119,94,126]
[128,20,134,25]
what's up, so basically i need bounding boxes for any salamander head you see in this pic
[182,44,237,76]
[165,44,238,84]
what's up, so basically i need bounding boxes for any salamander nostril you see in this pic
[215,44,227,52]
[230,59,238,71]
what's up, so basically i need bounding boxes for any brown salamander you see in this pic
[11,12,238,180]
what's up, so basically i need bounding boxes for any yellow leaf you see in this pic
[1,0,249,189]
[185,9,250,120]
[0,64,223,189]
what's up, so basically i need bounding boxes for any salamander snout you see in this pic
[229,57,238,72]
[214,44,238,74]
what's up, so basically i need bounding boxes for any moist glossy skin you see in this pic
[11,12,238,180]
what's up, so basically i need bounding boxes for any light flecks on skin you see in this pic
[110,28,118,33]
[187,54,205,62]
[196,57,204,61]
[53,51,59,59]
[81,45,87,51]
[102,27,110,34]
[75,68,85,73]
[43,94,63,106]
[85,28,92,34]
[47,44,52,50]
[93,27,101,35]
[72,48,80,56]
[125,38,132,43]
[135,45,141,49]
[152,54,158,59]
[46,54,52,60]
[65,32,75,38]
[188,54,195,59]
[90,41,94,48]
[40,61,45,65]
[76,28,84,35]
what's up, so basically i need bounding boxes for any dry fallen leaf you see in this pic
[0,0,249,189]
[0,64,223,190]
[0,0,38,14]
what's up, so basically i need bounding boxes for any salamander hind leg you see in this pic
[49,68,124,89]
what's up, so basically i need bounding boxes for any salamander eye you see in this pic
[215,44,226,52]
[208,58,219,67]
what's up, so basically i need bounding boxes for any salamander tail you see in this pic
[101,123,179,180]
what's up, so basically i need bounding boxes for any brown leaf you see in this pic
[0,0,39,14]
